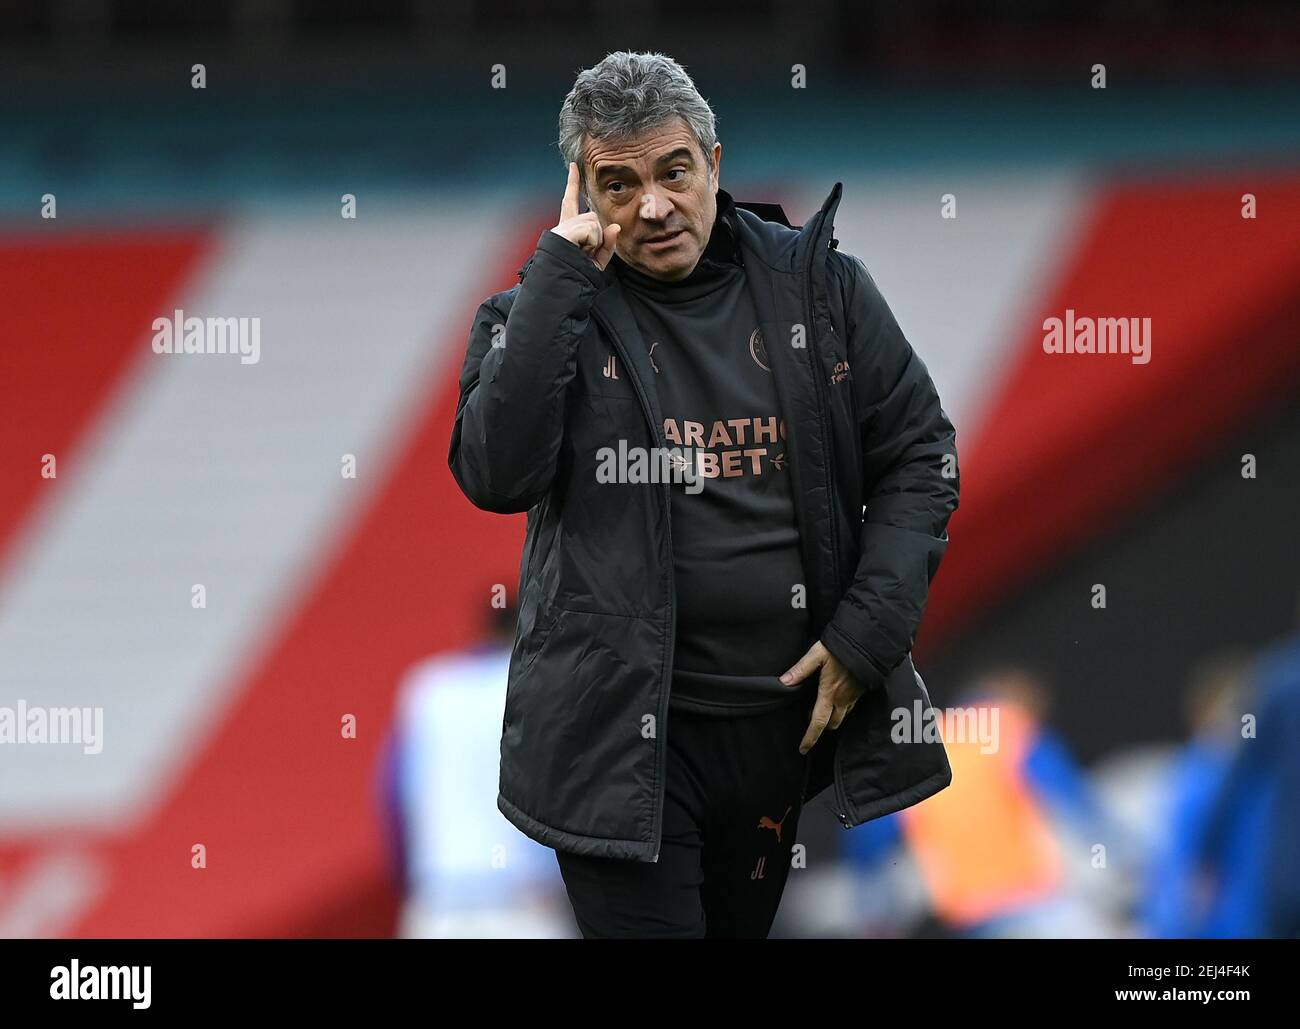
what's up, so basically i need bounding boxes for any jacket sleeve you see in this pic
[818,253,960,691]
[448,229,607,514]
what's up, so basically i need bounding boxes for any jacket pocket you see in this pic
[517,605,563,678]
[500,607,664,843]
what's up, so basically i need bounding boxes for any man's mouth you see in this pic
[643,230,685,250]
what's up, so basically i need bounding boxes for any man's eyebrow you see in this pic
[593,147,696,183]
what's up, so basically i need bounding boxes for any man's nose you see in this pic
[639,191,674,223]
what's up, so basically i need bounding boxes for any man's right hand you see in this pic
[550,162,620,270]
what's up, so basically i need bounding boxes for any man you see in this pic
[449,51,959,938]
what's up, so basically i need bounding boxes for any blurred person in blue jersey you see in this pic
[1236,630,1300,937]
[884,667,1130,938]
[1139,653,1269,938]
[380,595,576,938]
[1156,626,1300,938]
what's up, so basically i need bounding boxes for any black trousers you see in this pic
[555,692,814,938]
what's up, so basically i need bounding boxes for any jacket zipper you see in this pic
[800,217,853,827]
[590,307,674,863]
[801,214,843,591]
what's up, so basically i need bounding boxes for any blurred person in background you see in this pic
[895,667,1128,938]
[1139,653,1268,938]
[379,594,575,938]
[1183,622,1300,938]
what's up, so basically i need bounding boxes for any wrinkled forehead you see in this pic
[582,118,706,178]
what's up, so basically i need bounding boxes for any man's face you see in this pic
[582,118,722,282]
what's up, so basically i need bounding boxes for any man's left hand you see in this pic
[780,642,866,755]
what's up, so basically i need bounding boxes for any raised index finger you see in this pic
[560,161,581,222]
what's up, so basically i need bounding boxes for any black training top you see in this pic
[612,192,814,716]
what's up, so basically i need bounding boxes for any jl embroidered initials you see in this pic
[602,354,619,379]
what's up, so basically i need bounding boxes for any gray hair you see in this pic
[558,51,718,197]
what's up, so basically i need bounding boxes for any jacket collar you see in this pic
[732,192,795,229]
[733,180,843,269]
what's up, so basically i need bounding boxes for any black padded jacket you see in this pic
[449,182,960,862]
